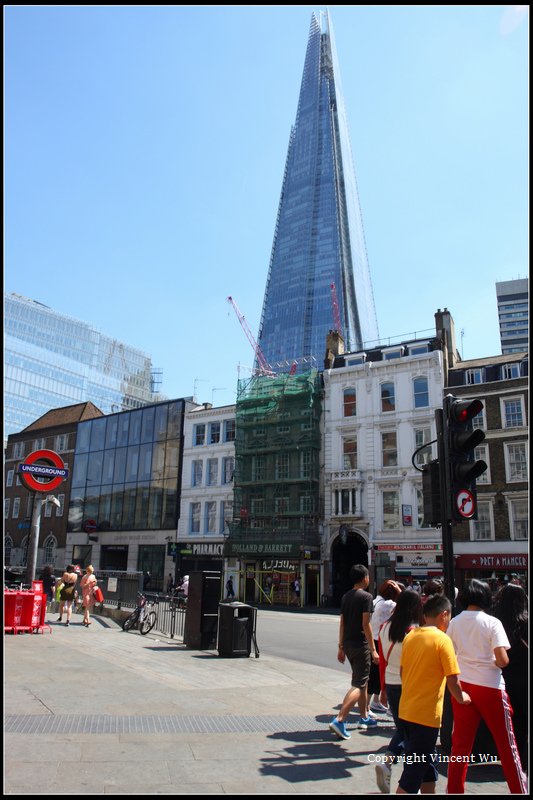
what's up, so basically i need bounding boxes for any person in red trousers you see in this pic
[446,579,527,794]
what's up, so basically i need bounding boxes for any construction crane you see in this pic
[330,283,342,336]
[227,296,274,376]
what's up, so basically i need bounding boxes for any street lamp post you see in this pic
[25,494,61,584]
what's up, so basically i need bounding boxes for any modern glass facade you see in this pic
[496,279,529,354]
[257,11,379,369]
[67,400,185,533]
[4,293,157,438]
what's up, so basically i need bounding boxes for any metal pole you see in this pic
[436,407,455,608]
[25,494,42,585]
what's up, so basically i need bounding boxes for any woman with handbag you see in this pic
[80,565,97,627]
[57,565,78,626]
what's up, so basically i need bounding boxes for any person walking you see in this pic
[368,579,401,714]
[374,589,423,793]
[80,565,97,627]
[57,565,79,626]
[40,565,56,610]
[492,582,528,770]
[328,564,379,740]
[226,575,235,600]
[446,579,527,794]
[395,593,471,794]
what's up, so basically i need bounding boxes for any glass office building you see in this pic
[67,400,185,535]
[4,293,157,438]
[496,279,529,354]
[257,11,379,369]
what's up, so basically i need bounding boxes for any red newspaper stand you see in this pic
[4,584,51,635]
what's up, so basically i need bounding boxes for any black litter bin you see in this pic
[217,602,257,658]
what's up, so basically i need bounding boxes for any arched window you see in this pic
[21,536,29,566]
[381,382,395,413]
[413,376,429,408]
[43,534,57,566]
[5,536,13,566]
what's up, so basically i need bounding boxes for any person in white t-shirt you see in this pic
[368,580,401,714]
[446,579,527,795]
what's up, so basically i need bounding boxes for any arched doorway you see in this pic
[331,527,369,606]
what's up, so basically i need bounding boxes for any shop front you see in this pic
[454,552,528,590]
[175,541,224,578]
[375,544,443,585]
[224,537,321,606]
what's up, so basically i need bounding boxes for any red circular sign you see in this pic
[83,519,97,533]
[18,449,68,493]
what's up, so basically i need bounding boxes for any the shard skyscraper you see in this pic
[257,11,379,368]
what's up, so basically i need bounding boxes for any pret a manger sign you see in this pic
[18,449,69,492]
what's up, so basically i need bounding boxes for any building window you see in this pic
[384,348,403,360]
[12,497,20,519]
[414,428,433,466]
[192,460,203,487]
[300,450,312,478]
[6,470,14,487]
[300,494,314,513]
[505,443,528,482]
[5,536,13,566]
[470,501,493,541]
[209,422,221,444]
[466,368,483,385]
[193,424,205,446]
[343,388,356,417]
[43,535,57,564]
[222,456,234,484]
[274,496,289,515]
[416,487,430,528]
[190,502,201,533]
[509,499,528,540]
[252,456,265,481]
[413,376,429,408]
[4,499,10,519]
[343,439,357,470]
[275,453,289,480]
[13,441,24,459]
[33,437,46,450]
[56,494,65,517]
[224,420,236,442]
[474,445,490,484]
[55,434,69,452]
[471,404,485,430]
[44,499,54,518]
[409,343,429,356]
[207,458,218,486]
[501,363,520,380]
[205,501,217,533]
[381,382,395,413]
[502,398,524,428]
[382,431,398,467]
[383,491,400,529]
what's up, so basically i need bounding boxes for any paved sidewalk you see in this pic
[4,613,512,795]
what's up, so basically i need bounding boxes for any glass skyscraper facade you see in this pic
[257,11,379,369]
[4,293,158,438]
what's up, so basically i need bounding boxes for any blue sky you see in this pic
[5,5,528,410]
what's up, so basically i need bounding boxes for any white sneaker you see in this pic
[366,709,376,718]
[370,701,389,713]
[375,762,392,793]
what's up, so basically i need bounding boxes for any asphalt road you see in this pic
[255,609,347,674]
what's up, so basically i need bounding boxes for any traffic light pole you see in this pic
[436,407,456,608]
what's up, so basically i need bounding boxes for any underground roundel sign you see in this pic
[18,449,69,493]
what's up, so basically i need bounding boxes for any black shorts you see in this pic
[344,644,371,689]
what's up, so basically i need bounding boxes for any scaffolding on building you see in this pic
[226,370,323,561]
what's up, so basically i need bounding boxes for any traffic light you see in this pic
[422,460,441,526]
[443,395,487,521]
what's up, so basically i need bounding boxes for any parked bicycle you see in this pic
[122,592,158,635]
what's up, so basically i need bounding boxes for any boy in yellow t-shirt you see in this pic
[396,594,471,795]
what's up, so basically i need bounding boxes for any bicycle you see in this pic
[122,592,158,635]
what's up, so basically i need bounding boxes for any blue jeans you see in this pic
[386,683,407,757]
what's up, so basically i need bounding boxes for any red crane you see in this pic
[330,283,342,335]
[227,296,274,376]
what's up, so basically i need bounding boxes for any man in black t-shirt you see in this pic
[329,564,379,740]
